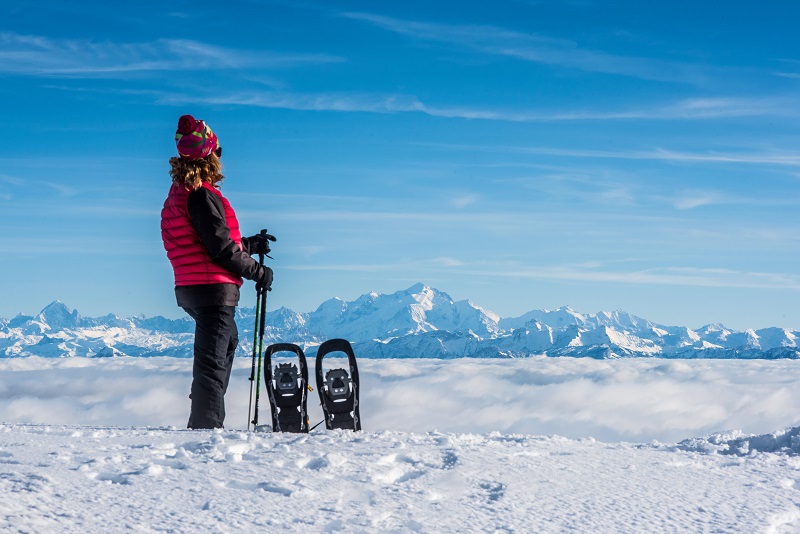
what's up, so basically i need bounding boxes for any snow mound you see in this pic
[678,427,800,456]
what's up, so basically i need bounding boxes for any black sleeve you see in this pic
[240,236,253,255]
[187,187,262,281]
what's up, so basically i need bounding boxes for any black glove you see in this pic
[244,234,271,256]
[255,265,273,293]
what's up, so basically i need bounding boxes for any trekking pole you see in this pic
[252,271,268,428]
[251,229,273,429]
[246,274,262,431]
[309,420,325,432]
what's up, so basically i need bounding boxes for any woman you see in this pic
[161,114,273,429]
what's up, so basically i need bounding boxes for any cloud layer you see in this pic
[1,356,798,443]
[0,32,342,77]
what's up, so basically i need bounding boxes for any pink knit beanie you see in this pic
[175,115,220,159]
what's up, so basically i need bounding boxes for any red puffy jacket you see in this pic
[161,182,244,287]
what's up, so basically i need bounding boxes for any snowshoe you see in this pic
[263,343,310,433]
[315,338,361,431]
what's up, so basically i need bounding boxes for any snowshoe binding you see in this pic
[315,338,361,431]
[263,343,310,433]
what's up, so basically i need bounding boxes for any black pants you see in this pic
[183,306,238,429]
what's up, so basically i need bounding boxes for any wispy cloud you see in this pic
[157,90,426,114]
[495,171,640,208]
[0,174,76,197]
[276,255,800,291]
[265,210,497,223]
[159,86,796,123]
[425,96,798,121]
[773,58,800,79]
[0,32,343,77]
[179,92,781,126]
[450,194,480,209]
[671,190,726,210]
[342,12,714,85]
[283,262,416,273]
[343,11,572,50]
[476,264,800,291]
[670,188,800,210]
[42,181,77,197]
[427,142,800,167]
[433,257,465,267]
[647,97,799,119]
[0,174,24,187]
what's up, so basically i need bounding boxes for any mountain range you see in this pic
[1,283,798,359]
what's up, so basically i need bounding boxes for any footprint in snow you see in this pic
[441,450,458,470]
[93,463,164,485]
[0,472,50,493]
[300,456,329,471]
[153,457,190,470]
[322,519,346,533]
[0,451,20,465]
[478,481,506,504]
[225,480,292,496]
[95,472,132,485]
[780,479,800,491]
[370,466,426,485]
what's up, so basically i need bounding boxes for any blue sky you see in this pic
[1,0,799,330]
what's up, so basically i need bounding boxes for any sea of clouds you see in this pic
[2,356,799,443]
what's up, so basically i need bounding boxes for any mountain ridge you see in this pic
[1,284,798,359]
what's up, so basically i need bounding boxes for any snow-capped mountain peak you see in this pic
[306,283,497,341]
[499,305,587,331]
[1,284,798,360]
[36,300,80,331]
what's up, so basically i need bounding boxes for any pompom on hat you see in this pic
[174,114,220,159]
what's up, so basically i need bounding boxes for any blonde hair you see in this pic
[169,153,224,190]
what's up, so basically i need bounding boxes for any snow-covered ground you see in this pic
[2,356,800,532]
[4,424,800,532]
